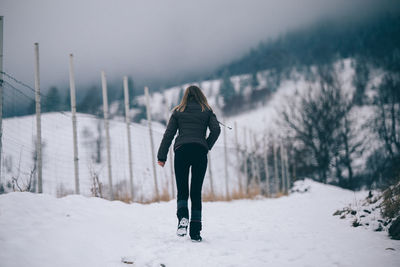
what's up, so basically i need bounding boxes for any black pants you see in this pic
[174,143,208,221]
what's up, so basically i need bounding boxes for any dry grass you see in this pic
[56,181,289,204]
[202,184,268,202]
[202,190,227,202]
[382,180,400,219]
[159,186,173,202]
[230,189,248,200]
[274,191,288,198]
[113,190,132,204]
[135,196,159,204]
[135,186,173,204]
[246,185,262,199]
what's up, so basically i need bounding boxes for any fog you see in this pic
[0,0,398,90]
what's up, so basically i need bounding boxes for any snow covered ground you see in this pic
[1,179,399,267]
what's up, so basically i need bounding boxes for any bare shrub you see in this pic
[11,166,36,192]
[112,180,132,204]
[89,168,103,198]
[159,186,172,202]
[203,190,226,202]
[382,180,400,219]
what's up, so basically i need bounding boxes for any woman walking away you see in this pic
[157,85,221,242]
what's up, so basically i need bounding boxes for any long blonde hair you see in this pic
[174,85,213,112]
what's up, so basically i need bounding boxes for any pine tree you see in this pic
[251,71,259,90]
[64,90,71,111]
[44,86,62,112]
[220,70,235,104]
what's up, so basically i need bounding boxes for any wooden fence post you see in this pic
[280,142,286,194]
[263,138,270,197]
[144,86,159,201]
[123,76,134,201]
[101,71,113,200]
[285,147,290,194]
[273,141,279,195]
[234,122,243,195]
[69,54,80,194]
[248,130,257,192]
[253,132,261,189]
[34,43,43,193]
[243,127,249,195]
[223,117,229,199]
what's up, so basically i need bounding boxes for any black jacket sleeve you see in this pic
[206,111,221,150]
[157,111,178,162]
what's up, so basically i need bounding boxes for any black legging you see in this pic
[174,143,208,221]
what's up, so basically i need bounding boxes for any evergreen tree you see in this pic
[27,99,35,115]
[78,86,102,114]
[251,71,259,89]
[128,77,135,100]
[64,90,71,111]
[220,70,235,104]
[44,86,61,112]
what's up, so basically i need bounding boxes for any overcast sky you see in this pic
[0,0,398,90]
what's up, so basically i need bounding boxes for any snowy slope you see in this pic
[0,179,399,267]
[137,58,377,175]
[1,58,379,199]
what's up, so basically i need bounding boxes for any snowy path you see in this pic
[0,180,399,267]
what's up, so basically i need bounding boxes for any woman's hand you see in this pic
[157,161,165,167]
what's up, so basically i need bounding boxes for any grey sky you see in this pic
[0,0,398,90]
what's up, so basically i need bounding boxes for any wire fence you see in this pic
[0,63,292,203]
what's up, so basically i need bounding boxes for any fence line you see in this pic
[0,47,293,202]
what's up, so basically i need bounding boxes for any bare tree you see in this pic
[89,165,103,198]
[335,111,364,187]
[374,73,400,159]
[371,72,400,186]
[352,57,370,106]
[280,66,357,184]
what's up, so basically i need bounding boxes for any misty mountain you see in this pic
[214,13,400,78]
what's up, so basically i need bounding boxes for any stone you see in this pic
[389,216,400,240]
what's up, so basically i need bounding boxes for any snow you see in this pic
[1,179,399,267]
[1,58,379,198]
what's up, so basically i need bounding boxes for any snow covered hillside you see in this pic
[0,179,399,267]
[1,58,381,199]
[136,58,379,176]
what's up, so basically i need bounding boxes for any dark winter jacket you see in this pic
[157,99,221,162]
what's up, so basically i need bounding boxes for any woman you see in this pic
[157,85,221,242]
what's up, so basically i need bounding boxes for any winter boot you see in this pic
[189,221,202,242]
[177,217,189,236]
[176,207,189,237]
